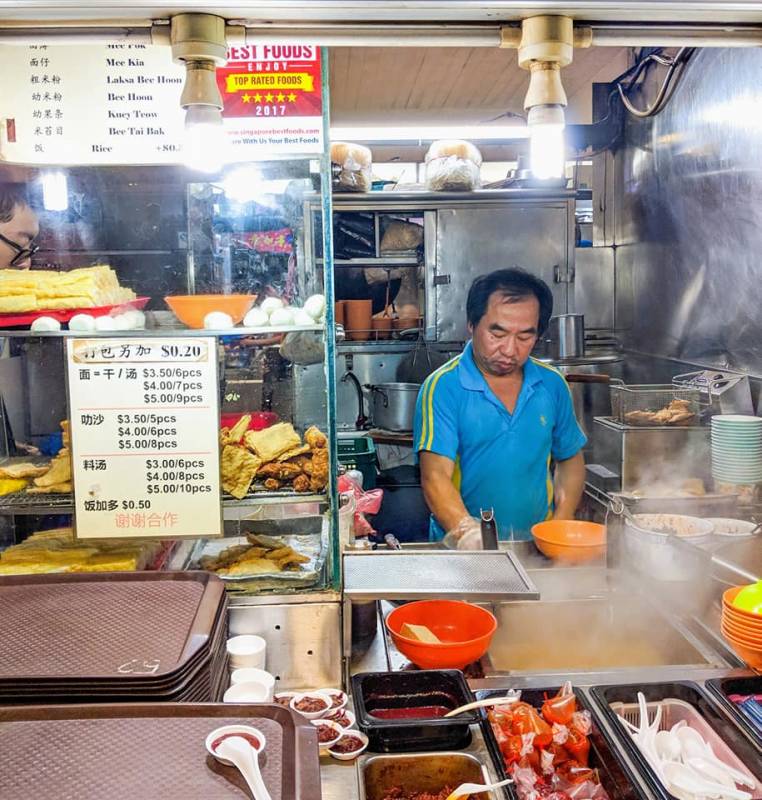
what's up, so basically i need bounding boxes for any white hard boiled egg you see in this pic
[293,308,315,326]
[121,309,145,330]
[260,297,285,316]
[243,307,270,328]
[94,315,117,331]
[269,307,295,327]
[109,314,132,330]
[204,311,234,330]
[30,316,61,332]
[68,313,96,332]
[303,294,326,321]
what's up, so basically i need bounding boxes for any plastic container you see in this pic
[226,635,267,670]
[591,681,762,800]
[352,669,477,753]
[478,686,645,800]
[385,600,497,670]
[344,299,372,341]
[164,294,257,328]
[337,436,378,490]
[360,752,490,800]
[706,676,762,746]
[220,412,278,432]
[531,520,607,563]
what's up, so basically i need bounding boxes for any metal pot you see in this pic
[622,513,714,582]
[368,382,420,432]
[543,314,585,359]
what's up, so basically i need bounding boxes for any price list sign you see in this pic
[66,337,222,540]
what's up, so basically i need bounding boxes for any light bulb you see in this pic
[183,105,227,174]
[41,171,68,211]
[528,104,566,181]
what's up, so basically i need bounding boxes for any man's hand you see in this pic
[553,451,586,519]
[446,515,483,550]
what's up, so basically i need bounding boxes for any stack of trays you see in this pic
[711,415,762,486]
[0,571,228,704]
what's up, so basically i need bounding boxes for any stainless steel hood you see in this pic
[2,1,762,26]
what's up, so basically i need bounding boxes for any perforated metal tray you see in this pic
[342,551,539,601]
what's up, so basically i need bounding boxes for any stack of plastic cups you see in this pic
[225,635,274,702]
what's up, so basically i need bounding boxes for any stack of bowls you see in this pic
[711,415,762,489]
[721,584,762,668]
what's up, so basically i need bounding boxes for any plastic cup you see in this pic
[226,635,267,670]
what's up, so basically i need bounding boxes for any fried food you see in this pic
[304,425,327,449]
[0,478,28,496]
[227,414,251,444]
[244,422,301,462]
[221,445,262,499]
[263,478,281,491]
[257,461,303,481]
[202,534,311,577]
[309,447,329,492]
[276,443,311,462]
[293,474,310,492]
[0,462,48,479]
[33,453,72,487]
[27,482,72,494]
[624,398,696,427]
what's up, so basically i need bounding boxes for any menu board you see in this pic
[0,42,323,165]
[66,337,222,540]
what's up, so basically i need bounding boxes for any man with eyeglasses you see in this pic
[0,183,39,269]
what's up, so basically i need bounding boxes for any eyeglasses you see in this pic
[0,230,39,267]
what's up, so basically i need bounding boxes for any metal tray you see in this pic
[0,571,224,682]
[359,752,490,800]
[352,670,477,753]
[478,687,646,800]
[591,681,762,800]
[343,551,539,601]
[0,703,320,800]
[187,519,328,591]
[705,676,762,747]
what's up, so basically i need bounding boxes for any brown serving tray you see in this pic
[0,702,321,800]
[0,571,224,682]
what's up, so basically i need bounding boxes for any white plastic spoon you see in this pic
[445,777,514,800]
[205,726,272,800]
[655,729,682,762]
[687,757,739,790]
[675,728,755,787]
[662,762,752,800]
[444,692,521,718]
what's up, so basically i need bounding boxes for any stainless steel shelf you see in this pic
[0,324,324,338]
[318,257,419,267]
[0,491,328,516]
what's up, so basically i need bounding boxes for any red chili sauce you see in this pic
[330,735,365,754]
[315,724,340,744]
[295,696,329,713]
[212,732,261,753]
[369,705,450,720]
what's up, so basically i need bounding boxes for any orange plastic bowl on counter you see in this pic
[385,600,497,670]
[165,294,257,329]
[531,520,607,564]
[723,587,762,622]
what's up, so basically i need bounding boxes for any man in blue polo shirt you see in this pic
[414,267,586,544]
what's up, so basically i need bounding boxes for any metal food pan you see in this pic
[591,681,762,800]
[477,687,646,800]
[705,676,762,747]
[359,752,490,800]
[352,670,477,753]
[0,703,320,800]
[0,571,225,682]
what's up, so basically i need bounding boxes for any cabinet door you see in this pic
[433,204,571,342]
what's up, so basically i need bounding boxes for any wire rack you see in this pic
[0,492,74,515]
[610,384,702,426]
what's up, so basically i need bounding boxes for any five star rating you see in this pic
[241,92,298,104]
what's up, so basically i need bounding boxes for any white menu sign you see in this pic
[66,337,222,540]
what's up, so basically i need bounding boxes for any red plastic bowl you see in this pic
[385,600,497,670]
[220,412,279,431]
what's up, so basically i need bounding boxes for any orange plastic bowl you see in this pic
[722,606,762,632]
[721,629,762,669]
[385,600,497,670]
[723,587,762,622]
[721,616,762,641]
[531,520,607,564]
[165,294,257,329]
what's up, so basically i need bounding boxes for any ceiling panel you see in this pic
[329,45,630,124]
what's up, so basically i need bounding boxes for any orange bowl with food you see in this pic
[531,520,607,563]
[165,294,257,329]
[385,600,497,670]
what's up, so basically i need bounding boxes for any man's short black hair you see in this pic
[467,267,554,335]
[0,183,31,224]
